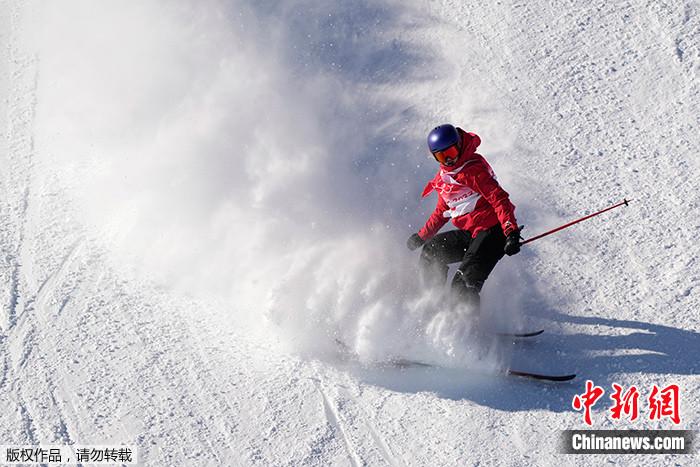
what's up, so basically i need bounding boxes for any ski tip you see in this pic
[507,369,576,382]
[494,329,544,338]
[546,373,576,382]
[515,329,545,337]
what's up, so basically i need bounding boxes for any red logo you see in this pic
[572,380,605,426]
[648,384,680,424]
[572,381,682,425]
[609,384,640,421]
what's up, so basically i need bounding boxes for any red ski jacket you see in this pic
[417,129,518,240]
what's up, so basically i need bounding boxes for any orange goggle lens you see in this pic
[431,145,460,165]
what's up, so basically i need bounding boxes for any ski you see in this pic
[388,357,433,368]
[506,369,576,382]
[388,358,575,382]
[492,329,544,338]
[334,338,575,382]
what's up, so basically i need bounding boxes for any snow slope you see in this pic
[1,0,698,466]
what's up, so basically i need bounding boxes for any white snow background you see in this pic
[1,0,698,466]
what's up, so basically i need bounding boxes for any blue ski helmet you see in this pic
[427,124,459,152]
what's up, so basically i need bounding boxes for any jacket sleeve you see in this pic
[417,195,449,241]
[467,162,518,235]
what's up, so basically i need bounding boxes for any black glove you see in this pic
[503,229,521,256]
[406,233,425,251]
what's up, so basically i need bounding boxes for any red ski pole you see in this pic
[521,199,630,246]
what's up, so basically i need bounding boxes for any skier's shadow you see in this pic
[524,308,700,380]
[351,309,699,413]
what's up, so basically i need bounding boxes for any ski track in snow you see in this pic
[310,366,403,467]
[312,378,363,467]
[1,0,699,466]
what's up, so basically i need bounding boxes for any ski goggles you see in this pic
[431,144,460,165]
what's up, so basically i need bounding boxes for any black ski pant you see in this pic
[418,224,506,311]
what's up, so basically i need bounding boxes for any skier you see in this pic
[406,124,521,312]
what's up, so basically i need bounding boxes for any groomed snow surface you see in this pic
[1,0,698,465]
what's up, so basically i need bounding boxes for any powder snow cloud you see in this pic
[34,0,529,366]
